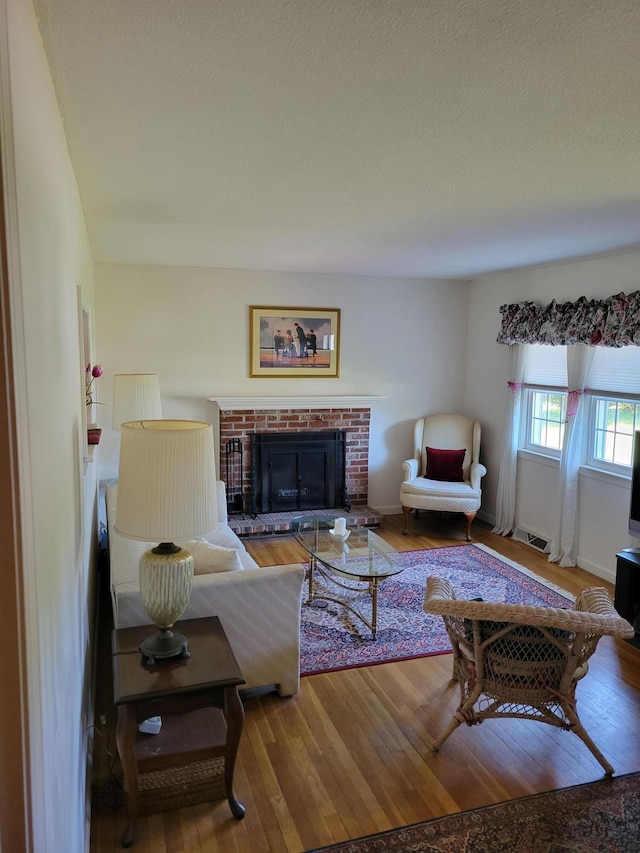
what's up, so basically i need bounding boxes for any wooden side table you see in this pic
[112,616,246,848]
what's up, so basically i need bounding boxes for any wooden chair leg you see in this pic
[464,511,476,541]
[402,505,412,535]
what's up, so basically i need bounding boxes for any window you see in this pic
[587,346,640,473]
[522,345,567,457]
[590,397,640,469]
[525,389,567,455]
[520,344,640,471]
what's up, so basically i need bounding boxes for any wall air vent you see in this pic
[513,527,549,553]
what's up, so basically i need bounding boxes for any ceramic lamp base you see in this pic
[138,545,194,664]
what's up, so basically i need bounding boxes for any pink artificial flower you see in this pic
[85,364,104,406]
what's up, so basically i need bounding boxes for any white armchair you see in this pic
[400,413,486,540]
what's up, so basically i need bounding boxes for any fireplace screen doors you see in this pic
[250,431,348,514]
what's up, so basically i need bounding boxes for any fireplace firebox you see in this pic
[250,431,349,514]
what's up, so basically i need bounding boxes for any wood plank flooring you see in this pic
[89,514,640,852]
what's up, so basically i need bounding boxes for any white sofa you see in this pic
[106,482,305,696]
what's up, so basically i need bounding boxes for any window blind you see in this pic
[588,346,640,396]
[523,344,567,388]
[523,343,640,395]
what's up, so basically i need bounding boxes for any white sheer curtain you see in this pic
[492,344,527,536]
[548,344,596,567]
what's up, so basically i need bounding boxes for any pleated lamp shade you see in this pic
[115,419,218,541]
[112,374,163,430]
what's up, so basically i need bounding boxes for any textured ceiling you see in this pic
[31,0,640,278]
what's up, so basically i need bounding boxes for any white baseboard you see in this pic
[576,555,615,584]
[372,506,497,526]
[371,504,402,516]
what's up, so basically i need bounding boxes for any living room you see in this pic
[94,254,640,582]
[3,1,640,852]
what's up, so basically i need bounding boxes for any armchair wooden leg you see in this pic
[402,505,412,535]
[464,512,476,542]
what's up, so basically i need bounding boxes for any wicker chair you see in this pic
[424,576,634,775]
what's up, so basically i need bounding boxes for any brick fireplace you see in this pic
[214,401,372,515]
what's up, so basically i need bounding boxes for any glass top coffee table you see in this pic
[292,515,403,640]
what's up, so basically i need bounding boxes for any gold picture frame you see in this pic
[249,306,340,377]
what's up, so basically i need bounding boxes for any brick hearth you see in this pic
[219,407,371,512]
[227,506,383,537]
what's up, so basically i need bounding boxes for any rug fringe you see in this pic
[301,648,451,678]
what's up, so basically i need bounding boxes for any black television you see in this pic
[629,430,640,540]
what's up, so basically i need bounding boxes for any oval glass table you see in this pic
[292,515,403,640]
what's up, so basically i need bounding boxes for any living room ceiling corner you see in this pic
[32,0,640,279]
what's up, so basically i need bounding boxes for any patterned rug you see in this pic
[300,543,573,676]
[306,772,640,852]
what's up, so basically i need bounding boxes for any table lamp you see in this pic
[112,373,163,429]
[115,420,218,663]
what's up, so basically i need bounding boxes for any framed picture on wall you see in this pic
[249,306,340,377]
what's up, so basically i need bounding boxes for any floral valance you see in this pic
[497,291,640,346]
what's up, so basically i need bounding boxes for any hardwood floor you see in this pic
[89,514,640,852]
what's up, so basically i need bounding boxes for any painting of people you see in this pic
[249,306,340,377]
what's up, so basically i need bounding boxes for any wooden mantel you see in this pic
[208,396,387,411]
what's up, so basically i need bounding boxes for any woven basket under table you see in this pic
[124,756,226,815]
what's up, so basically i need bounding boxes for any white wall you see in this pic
[94,263,470,512]
[6,1,96,850]
[466,249,640,582]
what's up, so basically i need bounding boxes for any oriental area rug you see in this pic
[299,543,573,676]
[306,771,640,853]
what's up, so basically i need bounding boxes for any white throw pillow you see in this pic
[179,539,244,574]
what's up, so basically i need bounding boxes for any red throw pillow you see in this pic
[425,447,465,481]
